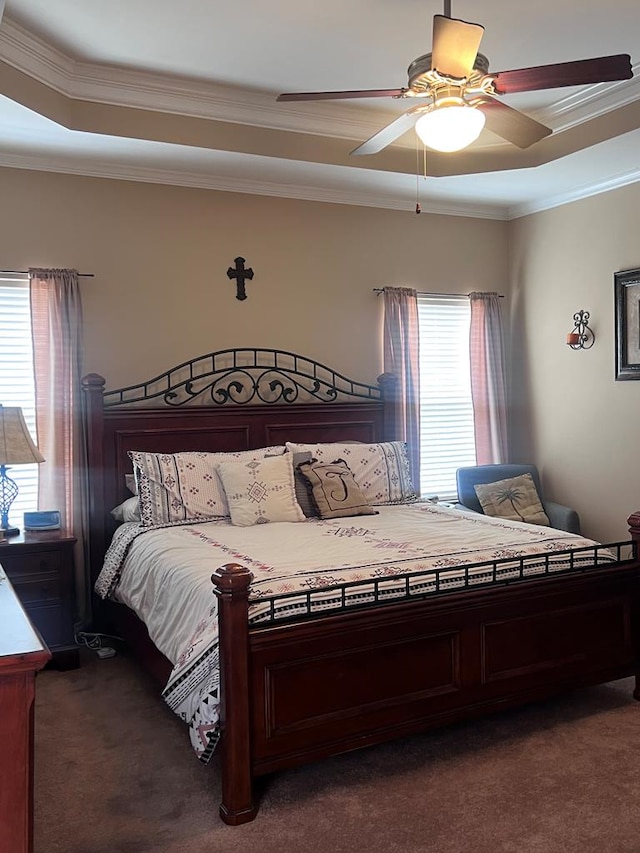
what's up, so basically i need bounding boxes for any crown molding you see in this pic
[0,17,395,140]
[1,14,636,143]
[508,164,640,219]
[0,17,76,90]
[0,148,507,220]
[543,61,640,131]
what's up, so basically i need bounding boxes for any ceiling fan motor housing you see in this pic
[407,52,490,91]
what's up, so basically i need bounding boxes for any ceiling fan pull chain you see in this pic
[415,140,429,213]
[415,142,421,214]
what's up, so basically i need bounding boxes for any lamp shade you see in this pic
[0,406,45,465]
[415,103,486,153]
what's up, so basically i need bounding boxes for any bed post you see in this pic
[82,373,107,599]
[211,563,258,825]
[627,511,640,701]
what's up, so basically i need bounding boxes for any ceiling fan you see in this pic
[276,2,633,155]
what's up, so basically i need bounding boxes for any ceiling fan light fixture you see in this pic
[415,101,485,152]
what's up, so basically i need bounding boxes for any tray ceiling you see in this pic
[0,0,639,219]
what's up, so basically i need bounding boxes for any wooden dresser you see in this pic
[0,568,51,853]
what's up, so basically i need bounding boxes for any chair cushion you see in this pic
[474,473,550,526]
[456,464,543,514]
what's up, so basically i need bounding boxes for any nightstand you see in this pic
[0,530,79,669]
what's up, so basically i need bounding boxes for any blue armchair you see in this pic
[455,463,581,535]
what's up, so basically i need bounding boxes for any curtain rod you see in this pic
[0,269,94,277]
[373,288,504,298]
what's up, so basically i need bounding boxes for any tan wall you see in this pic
[7,164,637,541]
[0,167,509,390]
[509,183,640,542]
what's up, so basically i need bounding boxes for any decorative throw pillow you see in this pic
[215,454,305,527]
[110,496,141,524]
[296,458,378,519]
[291,450,317,518]
[474,473,550,526]
[130,446,286,527]
[285,441,417,506]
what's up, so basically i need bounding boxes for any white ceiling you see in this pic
[0,0,639,219]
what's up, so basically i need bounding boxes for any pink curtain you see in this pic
[469,291,509,465]
[29,268,88,624]
[383,287,420,491]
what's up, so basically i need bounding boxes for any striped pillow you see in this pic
[130,446,286,527]
[285,441,416,506]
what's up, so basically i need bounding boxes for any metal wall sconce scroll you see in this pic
[566,309,595,350]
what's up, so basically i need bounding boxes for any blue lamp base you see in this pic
[0,464,21,537]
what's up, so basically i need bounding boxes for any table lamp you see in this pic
[0,405,45,537]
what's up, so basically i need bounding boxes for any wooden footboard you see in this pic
[213,561,640,824]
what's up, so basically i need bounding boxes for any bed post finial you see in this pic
[377,372,397,397]
[212,562,253,593]
[628,512,640,545]
[211,563,258,824]
[377,372,399,442]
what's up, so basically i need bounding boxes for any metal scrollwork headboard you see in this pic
[103,348,386,408]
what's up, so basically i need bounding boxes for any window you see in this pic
[417,294,476,501]
[0,275,39,525]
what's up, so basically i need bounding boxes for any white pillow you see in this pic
[215,453,305,527]
[125,473,138,495]
[110,496,141,524]
[285,440,416,506]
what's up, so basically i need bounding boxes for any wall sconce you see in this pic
[566,309,595,350]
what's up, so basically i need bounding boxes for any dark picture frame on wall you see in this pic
[615,267,640,380]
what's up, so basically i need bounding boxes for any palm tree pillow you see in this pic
[474,473,550,526]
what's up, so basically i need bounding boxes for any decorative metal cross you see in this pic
[226,257,254,301]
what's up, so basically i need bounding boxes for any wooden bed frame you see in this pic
[82,348,640,825]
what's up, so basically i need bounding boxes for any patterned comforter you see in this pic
[95,503,613,763]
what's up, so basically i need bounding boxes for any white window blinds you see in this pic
[417,294,476,501]
[0,275,39,525]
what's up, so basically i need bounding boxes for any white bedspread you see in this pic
[96,503,612,762]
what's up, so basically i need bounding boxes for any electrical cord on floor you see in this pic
[74,630,124,659]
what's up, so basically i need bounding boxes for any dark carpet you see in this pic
[34,650,640,853]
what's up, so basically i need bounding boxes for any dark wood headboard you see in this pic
[82,348,398,585]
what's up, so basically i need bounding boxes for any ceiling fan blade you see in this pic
[492,54,632,95]
[476,98,552,148]
[350,107,425,156]
[277,88,407,102]
[431,14,485,79]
